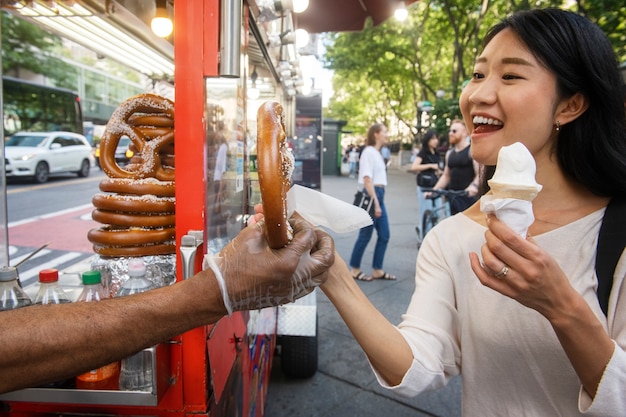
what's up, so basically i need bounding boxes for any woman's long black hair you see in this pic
[480,8,626,197]
[421,129,438,150]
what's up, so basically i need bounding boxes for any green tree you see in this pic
[1,11,78,90]
[324,1,625,146]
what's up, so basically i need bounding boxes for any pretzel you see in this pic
[256,101,294,249]
[99,94,175,181]
[99,178,175,197]
[92,243,176,257]
[88,226,175,246]
[92,193,175,214]
[91,210,176,228]
[88,94,177,257]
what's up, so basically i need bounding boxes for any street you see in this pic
[4,168,105,296]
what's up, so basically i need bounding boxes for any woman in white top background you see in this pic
[349,123,396,282]
[323,8,626,416]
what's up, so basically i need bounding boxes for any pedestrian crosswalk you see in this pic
[9,245,96,300]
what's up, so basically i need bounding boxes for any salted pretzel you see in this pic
[98,93,175,181]
[256,101,295,249]
[88,94,176,257]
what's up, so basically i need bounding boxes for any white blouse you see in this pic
[358,146,387,187]
[372,210,626,416]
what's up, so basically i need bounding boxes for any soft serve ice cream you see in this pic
[489,142,542,200]
[480,142,542,236]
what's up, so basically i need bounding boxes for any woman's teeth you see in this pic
[473,116,503,126]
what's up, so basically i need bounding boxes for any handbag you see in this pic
[595,197,626,316]
[417,171,438,188]
[353,190,375,217]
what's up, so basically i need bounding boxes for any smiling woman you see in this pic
[320,8,626,417]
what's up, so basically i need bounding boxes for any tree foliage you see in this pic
[1,11,78,90]
[323,1,625,145]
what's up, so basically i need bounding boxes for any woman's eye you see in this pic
[503,74,522,80]
[472,72,484,80]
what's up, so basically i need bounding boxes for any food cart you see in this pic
[0,0,318,415]
[0,0,404,414]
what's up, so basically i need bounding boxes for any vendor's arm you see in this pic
[0,217,334,393]
[0,271,226,393]
[321,254,413,385]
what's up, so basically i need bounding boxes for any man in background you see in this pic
[429,119,480,214]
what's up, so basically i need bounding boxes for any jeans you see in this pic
[350,186,390,270]
[349,161,357,177]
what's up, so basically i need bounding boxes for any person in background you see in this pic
[321,8,626,416]
[410,130,442,234]
[209,132,229,238]
[348,145,360,178]
[0,215,334,393]
[350,123,395,282]
[429,119,480,214]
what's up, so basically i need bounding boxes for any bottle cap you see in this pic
[128,258,146,277]
[0,266,19,282]
[39,269,59,283]
[81,270,102,285]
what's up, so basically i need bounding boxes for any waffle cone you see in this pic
[488,181,541,201]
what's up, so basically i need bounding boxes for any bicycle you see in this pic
[416,188,469,249]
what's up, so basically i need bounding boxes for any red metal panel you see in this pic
[206,314,246,402]
[173,0,212,412]
[204,0,219,76]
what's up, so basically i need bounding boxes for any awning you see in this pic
[294,0,417,33]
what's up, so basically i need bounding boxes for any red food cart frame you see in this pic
[0,0,282,415]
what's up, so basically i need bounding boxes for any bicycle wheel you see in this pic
[422,210,438,237]
[415,226,422,249]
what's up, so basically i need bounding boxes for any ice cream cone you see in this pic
[481,142,543,237]
[488,181,541,201]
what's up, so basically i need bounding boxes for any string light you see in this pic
[394,1,408,21]
[151,0,173,38]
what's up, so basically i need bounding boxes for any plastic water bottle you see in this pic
[75,270,120,390]
[117,259,156,392]
[34,268,74,388]
[34,269,72,305]
[0,266,32,311]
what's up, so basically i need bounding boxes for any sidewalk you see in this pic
[264,166,462,417]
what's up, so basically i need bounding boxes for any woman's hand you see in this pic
[469,214,578,319]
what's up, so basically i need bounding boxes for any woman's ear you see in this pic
[556,92,589,125]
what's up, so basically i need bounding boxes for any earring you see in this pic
[555,120,561,131]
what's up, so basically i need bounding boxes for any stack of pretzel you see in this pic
[87,94,176,257]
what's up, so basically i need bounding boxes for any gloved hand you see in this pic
[203,215,335,314]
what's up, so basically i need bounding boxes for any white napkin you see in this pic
[287,184,372,233]
[480,195,534,237]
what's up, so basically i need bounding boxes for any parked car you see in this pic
[94,136,133,169]
[4,131,94,183]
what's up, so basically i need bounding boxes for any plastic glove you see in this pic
[203,215,334,314]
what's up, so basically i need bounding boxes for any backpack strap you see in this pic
[595,197,626,316]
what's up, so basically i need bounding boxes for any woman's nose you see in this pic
[466,77,498,106]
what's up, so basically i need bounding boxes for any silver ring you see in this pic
[494,265,509,279]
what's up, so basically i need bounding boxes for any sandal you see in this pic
[353,271,372,281]
[372,271,396,280]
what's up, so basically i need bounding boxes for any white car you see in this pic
[4,131,94,183]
